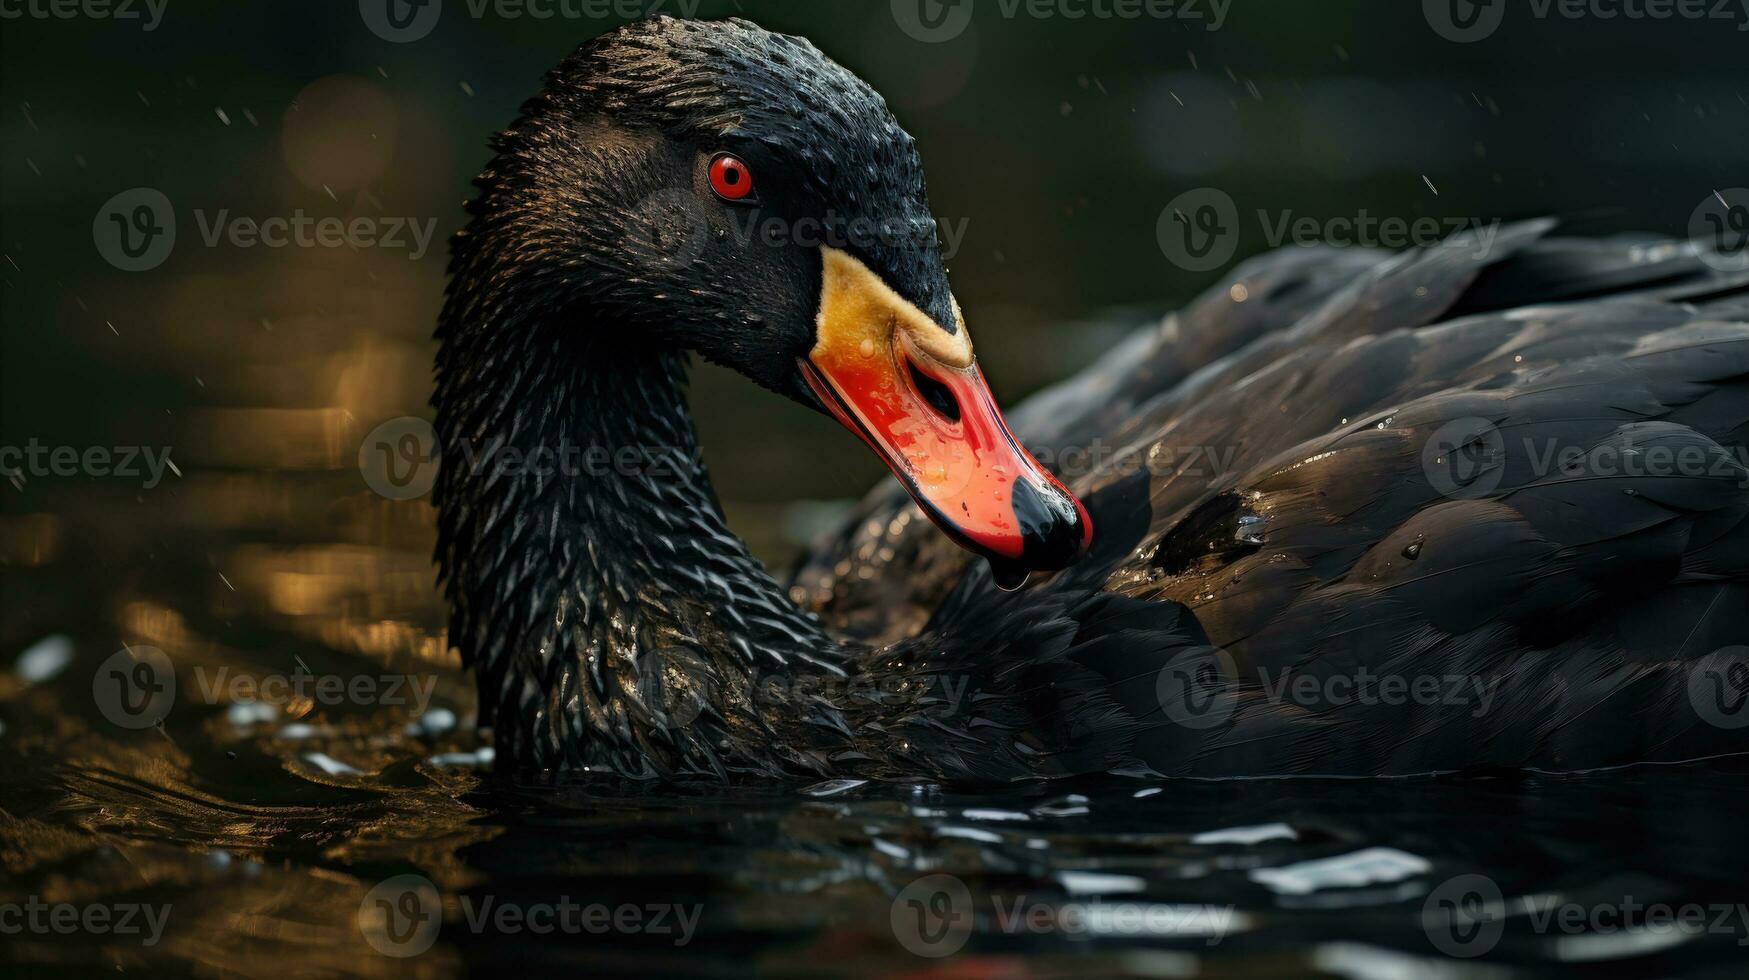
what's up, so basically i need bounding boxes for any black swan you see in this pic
[432,16,1749,781]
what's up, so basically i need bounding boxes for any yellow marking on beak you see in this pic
[813,246,972,369]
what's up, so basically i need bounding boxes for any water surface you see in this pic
[4,527,1748,977]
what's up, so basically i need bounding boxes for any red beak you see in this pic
[803,249,1092,588]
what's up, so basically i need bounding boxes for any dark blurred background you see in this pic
[2,0,1746,567]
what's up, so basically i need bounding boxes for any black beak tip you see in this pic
[1010,477,1090,572]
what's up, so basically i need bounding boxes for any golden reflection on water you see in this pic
[0,513,59,566]
[1,90,479,963]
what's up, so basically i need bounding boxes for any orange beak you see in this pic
[801,248,1092,589]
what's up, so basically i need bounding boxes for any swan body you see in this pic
[433,17,1749,781]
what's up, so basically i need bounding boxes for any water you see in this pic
[5,540,1749,977]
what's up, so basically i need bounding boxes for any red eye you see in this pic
[708,153,754,201]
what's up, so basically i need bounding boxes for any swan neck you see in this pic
[433,325,840,771]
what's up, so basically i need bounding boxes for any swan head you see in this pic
[448,16,1090,577]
